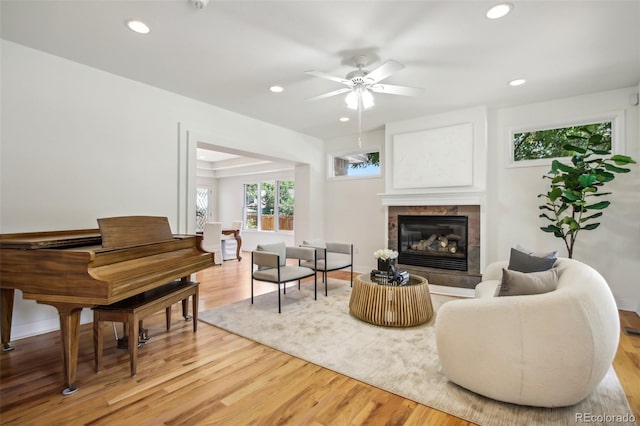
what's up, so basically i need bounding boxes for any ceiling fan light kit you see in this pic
[306,54,424,148]
[345,91,359,110]
[345,87,374,110]
[306,55,424,111]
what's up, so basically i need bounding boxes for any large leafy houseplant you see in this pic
[538,132,635,258]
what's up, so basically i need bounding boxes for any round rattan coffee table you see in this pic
[349,274,433,327]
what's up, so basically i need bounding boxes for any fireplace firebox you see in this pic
[397,215,468,271]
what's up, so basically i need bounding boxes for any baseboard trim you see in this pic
[12,309,94,341]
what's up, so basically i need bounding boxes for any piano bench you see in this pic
[92,280,199,377]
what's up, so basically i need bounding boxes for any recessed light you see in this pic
[509,78,527,87]
[126,20,150,34]
[339,117,350,122]
[269,85,284,93]
[486,3,513,19]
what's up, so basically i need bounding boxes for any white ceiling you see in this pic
[197,149,239,162]
[1,0,639,142]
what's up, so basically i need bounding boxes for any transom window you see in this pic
[507,114,624,168]
[513,121,612,162]
[331,150,380,178]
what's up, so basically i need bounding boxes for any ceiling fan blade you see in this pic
[370,84,425,97]
[306,87,352,101]
[364,60,405,84]
[305,70,352,86]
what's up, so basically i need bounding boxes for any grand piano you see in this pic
[0,216,214,394]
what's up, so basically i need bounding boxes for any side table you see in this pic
[349,273,433,327]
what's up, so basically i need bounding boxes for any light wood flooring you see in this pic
[1,256,639,425]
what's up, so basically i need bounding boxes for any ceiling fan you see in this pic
[306,55,424,110]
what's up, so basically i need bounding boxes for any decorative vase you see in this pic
[377,258,395,272]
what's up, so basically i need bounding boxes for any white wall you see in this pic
[486,87,640,311]
[0,40,324,340]
[323,129,386,272]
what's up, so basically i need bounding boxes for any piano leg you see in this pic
[51,303,84,395]
[181,276,192,320]
[1,288,15,351]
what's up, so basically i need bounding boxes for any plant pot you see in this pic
[377,258,395,272]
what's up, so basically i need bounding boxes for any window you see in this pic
[195,186,210,232]
[513,121,612,162]
[331,150,380,178]
[244,183,258,230]
[244,180,294,232]
[278,181,294,231]
[507,114,623,168]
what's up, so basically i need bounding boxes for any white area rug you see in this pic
[199,279,635,426]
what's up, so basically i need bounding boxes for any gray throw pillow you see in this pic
[515,244,557,259]
[495,268,558,297]
[508,248,557,272]
[256,241,287,267]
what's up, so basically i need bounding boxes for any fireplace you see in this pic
[388,205,480,289]
[398,215,468,271]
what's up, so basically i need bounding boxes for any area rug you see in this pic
[199,279,635,426]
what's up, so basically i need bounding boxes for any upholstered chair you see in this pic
[435,258,620,407]
[251,242,317,313]
[201,222,223,265]
[300,240,354,293]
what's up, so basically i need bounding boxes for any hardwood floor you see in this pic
[1,256,638,425]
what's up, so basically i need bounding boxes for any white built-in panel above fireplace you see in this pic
[383,106,488,200]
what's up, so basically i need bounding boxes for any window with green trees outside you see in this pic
[244,180,294,231]
[513,121,612,162]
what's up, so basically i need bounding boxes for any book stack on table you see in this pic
[370,269,410,286]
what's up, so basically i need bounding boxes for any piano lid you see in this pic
[0,229,101,249]
[0,216,177,250]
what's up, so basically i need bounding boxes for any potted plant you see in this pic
[538,132,635,258]
[374,248,398,271]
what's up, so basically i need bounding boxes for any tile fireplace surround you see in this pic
[388,205,481,289]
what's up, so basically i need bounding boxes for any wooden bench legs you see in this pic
[93,281,199,377]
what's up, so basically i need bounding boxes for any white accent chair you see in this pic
[435,258,620,407]
[201,222,223,265]
[300,240,354,294]
[251,242,317,313]
[221,220,242,260]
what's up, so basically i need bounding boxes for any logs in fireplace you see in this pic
[397,215,468,271]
